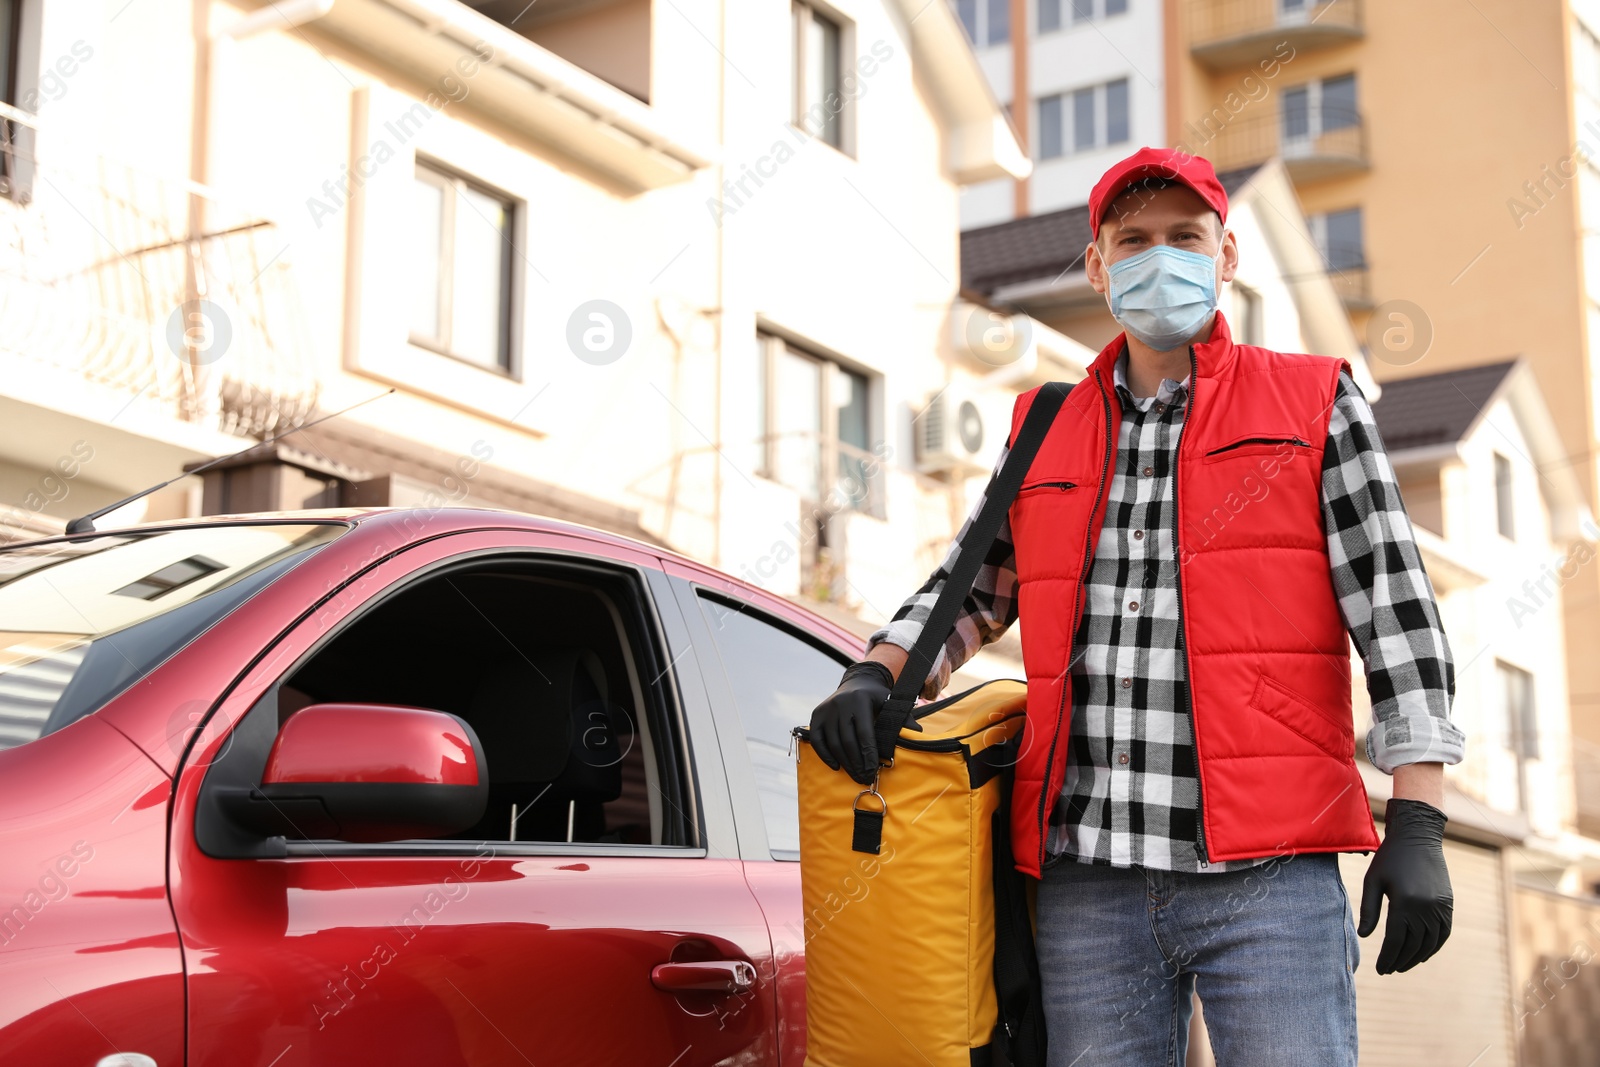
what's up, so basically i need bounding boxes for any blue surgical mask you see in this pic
[1105,244,1222,352]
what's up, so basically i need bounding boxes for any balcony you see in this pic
[0,108,319,440]
[1187,0,1363,70]
[1204,111,1368,183]
[1328,265,1371,309]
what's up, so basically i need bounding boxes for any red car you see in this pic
[0,508,863,1066]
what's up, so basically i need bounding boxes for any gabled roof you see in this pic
[960,165,1264,296]
[1369,360,1518,453]
[1372,358,1595,542]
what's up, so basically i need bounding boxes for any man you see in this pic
[807,148,1463,1066]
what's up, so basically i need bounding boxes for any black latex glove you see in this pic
[807,660,897,785]
[1358,797,1453,974]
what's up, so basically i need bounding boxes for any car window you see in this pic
[696,593,849,858]
[0,524,345,751]
[269,559,692,849]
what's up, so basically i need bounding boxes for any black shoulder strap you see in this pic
[872,380,1073,759]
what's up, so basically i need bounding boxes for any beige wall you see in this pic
[1175,0,1600,805]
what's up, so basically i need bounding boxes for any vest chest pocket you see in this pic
[1016,479,1080,497]
[1202,435,1312,464]
[1010,479,1090,581]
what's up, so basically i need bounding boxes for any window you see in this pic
[0,525,344,751]
[1105,78,1130,144]
[1496,660,1538,811]
[216,559,693,851]
[1072,87,1096,152]
[986,0,1009,43]
[1051,0,1124,24]
[409,159,516,374]
[1494,451,1515,539]
[793,1,846,150]
[1309,207,1365,271]
[1038,94,1064,159]
[697,593,850,857]
[0,0,37,203]
[1282,74,1358,146]
[757,332,877,513]
[951,0,1007,46]
[1036,78,1131,159]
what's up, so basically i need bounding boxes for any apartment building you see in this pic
[0,0,1063,638]
[952,0,1165,226]
[1169,2,1600,863]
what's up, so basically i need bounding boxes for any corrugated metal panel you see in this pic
[1337,841,1514,1066]
[1513,883,1600,1065]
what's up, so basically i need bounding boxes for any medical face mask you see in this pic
[1104,243,1223,352]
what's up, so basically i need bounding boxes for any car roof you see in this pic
[3,506,868,652]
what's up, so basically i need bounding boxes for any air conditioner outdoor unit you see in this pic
[915,386,1013,475]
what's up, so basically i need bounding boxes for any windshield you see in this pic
[0,523,346,751]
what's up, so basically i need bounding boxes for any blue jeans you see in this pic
[1035,853,1359,1067]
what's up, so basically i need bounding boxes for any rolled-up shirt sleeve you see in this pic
[1322,372,1466,772]
[867,444,1022,700]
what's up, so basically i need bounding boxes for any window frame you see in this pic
[1281,73,1359,146]
[0,0,40,204]
[193,547,707,860]
[1493,451,1515,540]
[1494,658,1538,813]
[1035,77,1132,160]
[755,329,883,520]
[1309,206,1366,272]
[674,578,856,861]
[408,156,519,376]
[791,0,855,155]
[954,0,1009,47]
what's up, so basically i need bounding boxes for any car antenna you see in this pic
[63,389,397,536]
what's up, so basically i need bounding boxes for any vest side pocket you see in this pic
[1248,673,1353,760]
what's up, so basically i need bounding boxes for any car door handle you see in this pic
[651,960,758,995]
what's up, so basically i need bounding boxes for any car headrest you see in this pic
[468,648,622,803]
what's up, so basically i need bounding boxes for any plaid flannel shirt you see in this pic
[869,353,1464,872]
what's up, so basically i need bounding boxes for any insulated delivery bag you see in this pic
[793,381,1070,1067]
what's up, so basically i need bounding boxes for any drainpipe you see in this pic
[1010,0,1028,218]
[186,0,334,423]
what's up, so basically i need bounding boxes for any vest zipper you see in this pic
[1020,480,1078,491]
[1037,367,1114,871]
[1171,346,1209,867]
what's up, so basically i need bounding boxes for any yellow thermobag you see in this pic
[794,679,1028,1067]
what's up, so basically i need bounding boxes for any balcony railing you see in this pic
[1187,0,1363,69]
[0,105,318,440]
[1202,111,1368,183]
[1327,265,1371,308]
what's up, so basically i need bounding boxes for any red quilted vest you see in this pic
[1005,313,1380,876]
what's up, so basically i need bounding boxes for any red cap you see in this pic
[1088,147,1228,240]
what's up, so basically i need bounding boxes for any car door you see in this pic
[168,528,777,1067]
[661,561,864,1065]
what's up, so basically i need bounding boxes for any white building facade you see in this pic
[0,0,1048,645]
[953,0,1166,228]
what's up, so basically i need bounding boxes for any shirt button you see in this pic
[1133,530,1144,540]
[1121,676,1132,688]
[1142,465,1154,477]
[1117,752,1130,765]
[1154,403,1166,415]
[1128,600,1139,612]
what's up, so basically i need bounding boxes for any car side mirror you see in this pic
[220,703,488,843]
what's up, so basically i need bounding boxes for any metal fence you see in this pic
[0,103,318,440]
